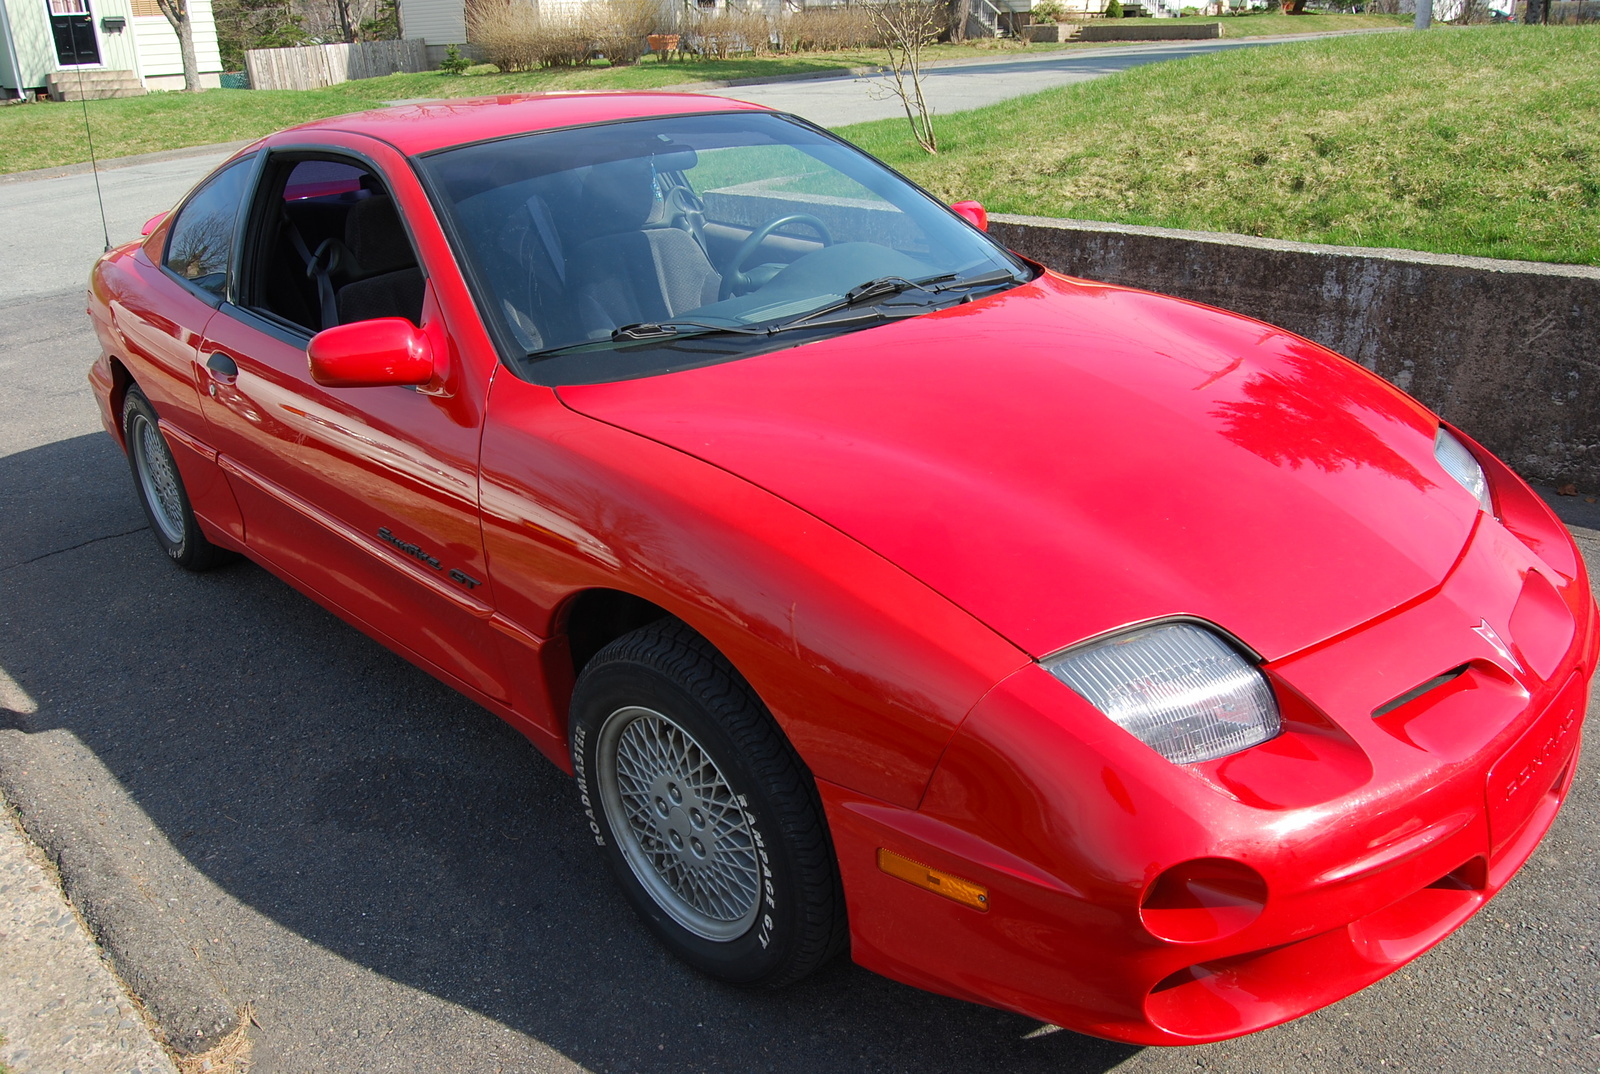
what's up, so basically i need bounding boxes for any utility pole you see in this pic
[1414,0,1432,28]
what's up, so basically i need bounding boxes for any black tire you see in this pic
[570,619,846,987]
[122,387,233,571]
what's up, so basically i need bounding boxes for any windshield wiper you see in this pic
[610,320,764,342]
[764,268,1024,335]
[523,269,1025,363]
[524,320,758,363]
[923,267,1024,294]
[765,275,949,334]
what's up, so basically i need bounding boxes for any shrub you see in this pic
[1103,0,1124,15]
[1031,0,1067,20]
[591,0,661,65]
[469,3,586,69]
[778,4,880,50]
[468,0,665,70]
[438,43,471,74]
[681,8,772,58]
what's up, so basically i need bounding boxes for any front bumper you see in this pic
[823,504,1598,1045]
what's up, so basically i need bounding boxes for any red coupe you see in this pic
[86,92,1597,1045]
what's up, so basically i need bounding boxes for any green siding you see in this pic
[0,0,203,89]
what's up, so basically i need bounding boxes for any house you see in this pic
[0,0,223,100]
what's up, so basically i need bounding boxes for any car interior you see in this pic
[447,143,936,358]
[244,157,426,335]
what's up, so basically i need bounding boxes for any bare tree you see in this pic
[869,0,944,154]
[154,0,204,90]
[332,0,355,40]
[948,0,971,39]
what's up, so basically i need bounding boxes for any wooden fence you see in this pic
[244,39,430,91]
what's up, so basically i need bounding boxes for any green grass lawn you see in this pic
[0,13,1400,174]
[840,25,1600,266]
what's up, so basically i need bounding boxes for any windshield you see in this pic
[420,112,1028,383]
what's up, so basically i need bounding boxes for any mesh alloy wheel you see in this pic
[128,408,186,545]
[570,620,846,987]
[120,387,233,571]
[596,705,762,941]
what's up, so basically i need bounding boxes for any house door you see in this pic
[48,0,100,65]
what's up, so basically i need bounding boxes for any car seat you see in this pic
[569,159,721,337]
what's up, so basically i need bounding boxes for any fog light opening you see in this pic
[1139,858,1268,944]
[1426,857,1488,892]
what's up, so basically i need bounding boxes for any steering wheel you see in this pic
[721,213,833,299]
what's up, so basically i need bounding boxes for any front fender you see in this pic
[478,370,1027,807]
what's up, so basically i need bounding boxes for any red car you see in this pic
[87,92,1597,1045]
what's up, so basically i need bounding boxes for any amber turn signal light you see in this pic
[877,848,989,912]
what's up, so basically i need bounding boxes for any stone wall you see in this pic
[1077,21,1222,39]
[990,213,1600,492]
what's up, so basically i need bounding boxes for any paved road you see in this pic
[3,38,1599,1074]
[702,35,1348,128]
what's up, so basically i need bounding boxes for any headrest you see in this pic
[344,195,416,276]
[578,159,660,239]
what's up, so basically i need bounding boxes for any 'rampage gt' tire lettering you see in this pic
[569,619,845,987]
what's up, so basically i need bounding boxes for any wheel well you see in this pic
[106,357,135,446]
[561,589,673,680]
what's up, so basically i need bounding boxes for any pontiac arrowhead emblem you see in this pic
[1472,618,1523,672]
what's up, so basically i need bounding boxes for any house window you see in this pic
[49,0,91,12]
[129,0,162,14]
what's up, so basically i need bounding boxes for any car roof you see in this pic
[276,92,776,157]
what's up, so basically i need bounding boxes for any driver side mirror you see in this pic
[950,200,988,232]
[142,211,169,236]
[308,318,434,388]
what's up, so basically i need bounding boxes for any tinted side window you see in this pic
[165,159,253,297]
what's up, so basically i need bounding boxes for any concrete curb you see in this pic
[0,798,180,1073]
[0,728,241,1054]
[991,213,1600,493]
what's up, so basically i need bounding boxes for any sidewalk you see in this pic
[0,800,177,1074]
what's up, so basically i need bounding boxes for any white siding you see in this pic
[132,0,221,78]
[398,0,466,45]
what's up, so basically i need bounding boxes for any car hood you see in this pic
[557,272,1479,661]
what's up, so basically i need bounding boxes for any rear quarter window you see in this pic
[165,159,253,297]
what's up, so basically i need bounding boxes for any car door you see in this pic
[193,134,511,706]
[102,155,258,544]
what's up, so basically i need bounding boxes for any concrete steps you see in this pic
[46,69,146,101]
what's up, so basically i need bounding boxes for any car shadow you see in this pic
[0,433,1142,1074]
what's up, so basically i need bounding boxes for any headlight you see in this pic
[1043,621,1281,765]
[1434,426,1493,514]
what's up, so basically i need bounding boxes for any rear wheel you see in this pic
[570,619,845,987]
[122,387,232,570]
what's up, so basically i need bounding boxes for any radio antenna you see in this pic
[72,43,112,252]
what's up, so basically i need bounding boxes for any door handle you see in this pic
[202,351,239,396]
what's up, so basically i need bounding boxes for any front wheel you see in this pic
[570,620,845,987]
[122,387,232,571]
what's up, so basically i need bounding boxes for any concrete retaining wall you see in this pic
[990,213,1600,492]
[1078,21,1223,39]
